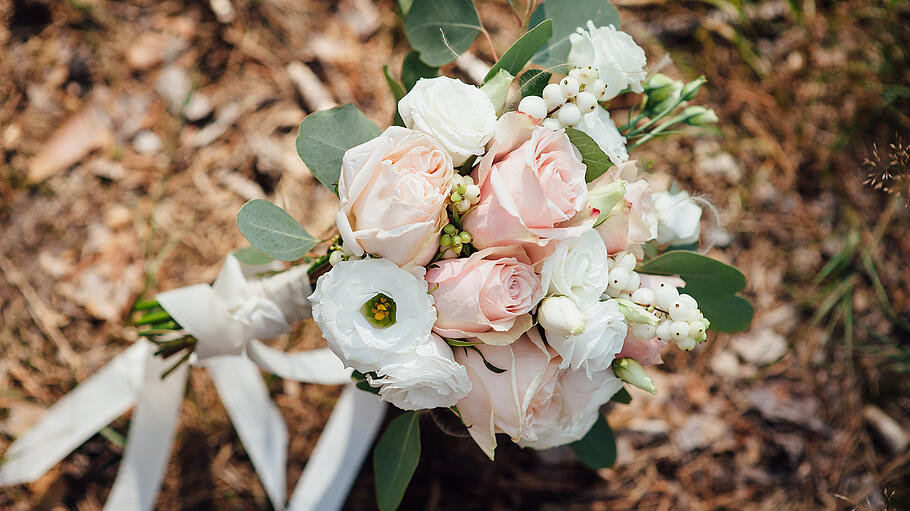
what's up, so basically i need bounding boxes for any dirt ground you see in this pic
[1,0,908,510]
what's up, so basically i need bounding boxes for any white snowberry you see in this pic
[631,323,656,340]
[560,76,580,98]
[518,95,548,120]
[575,91,598,113]
[557,102,582,127]
[542,83,566,110]
[631,287,654,306]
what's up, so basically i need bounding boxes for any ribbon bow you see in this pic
[0,255,387,511]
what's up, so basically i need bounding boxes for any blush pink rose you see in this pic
[461,112,593,263]
[590,160,658,258]
[454,329,623,459]
[337,126,453,268]
[426,246,542,345]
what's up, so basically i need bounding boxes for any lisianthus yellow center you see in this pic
[361,293,397,328]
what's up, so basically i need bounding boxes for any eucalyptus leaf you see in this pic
[518,69,552,98]
[233,246,274,266]
[401,50,439,90]
[397,0,413,16]
[404,0,482,67]
[383,66,407,127]
[296,104,381,195]
[529,0,621,69]
[236,199,319,262]
[569,414,617,470]
[374,411,421,511]
[565,127,613,182]
[697,295,754,333]
[637,250,746,297]
[483,19,553,83]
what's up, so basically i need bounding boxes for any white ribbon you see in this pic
[0,254,387,511]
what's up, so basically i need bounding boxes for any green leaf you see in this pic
[529,0,621,69]
[636,251,746,298]
[611,387,632,404]
[564,127,613,182]
[518,69,552,98]
[483,19,553,83]
[374,411,421,511]
[397,0,413,16]
[233,246,274,266]
[404,0,482,67]
[401,50,439,91]
[236,199,319,262]
[697,295,754,333]
[383,66,407,127]
[480,69,513,115]
[352,370,382,395]
[569,414,616,470]
[296,104,381,195]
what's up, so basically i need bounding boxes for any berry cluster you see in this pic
[517,66,608,128]
[449,174,481,214]
[439,223,472,259]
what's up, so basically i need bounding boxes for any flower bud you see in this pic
[680,105,718,126]
[679,75,707,102]
[613,357,656,394]
[643,73,680,103]
[538,296,586,337]
[615,298,659,326]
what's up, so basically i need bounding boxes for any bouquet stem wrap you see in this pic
[0,255,387,511]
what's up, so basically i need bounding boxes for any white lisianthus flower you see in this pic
[544,299,628,376]
[309,258,436,373]
[538,296,586,337]
[398,76,498,165]
[516,368,624,450]
[568,22,647,101]
[368,334,472,410]
[539,228,611,306]
[577,106,628,166]
[653,190,703,246]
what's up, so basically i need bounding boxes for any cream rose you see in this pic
[462,113,593,263]
[590,161,658,258]
[568,22,647,101]
[454,329,623,458]
[398,76,498,166]
[426,246,541,345]
[368,334,472,410]
[539,228,611,306]
[653,190,702,246]
[337,126,453,268]
[543,299,627,376]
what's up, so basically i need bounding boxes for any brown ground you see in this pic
[1,0,908,510]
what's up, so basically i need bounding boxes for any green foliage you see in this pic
[374,411,421,511]
[611,387,633,404]
[483,19,553,83]
[404,0,482,66]
[383,66,407,127]
[236,199,319,262]
[637,251,754,332]
[233,246,274,265]
[296,104,381,195]
[529,0,620,69]
[518,69,552,98]
[564,127,613,181]
[401,50,439,90]
[569,414,616,469]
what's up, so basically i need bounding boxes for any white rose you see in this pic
[544,299,628,376]
[539,228,611,306]
[309,258,436,373]
[368,334,472,410]
[653,190,702,246]
[568,22,647,101]
[577,106,628,166]
[538,296,586,337]
[398,76,498,166]
[516,368,623,450]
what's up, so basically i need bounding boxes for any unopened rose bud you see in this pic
[643,73,679,103]
[613,357,657,394]
[538,296,586,337]
[679,75,707,102]
[681,105,718,126]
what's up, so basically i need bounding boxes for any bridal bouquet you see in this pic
[1,1,753,510]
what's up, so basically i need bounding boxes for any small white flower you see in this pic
[538,296,586,337]
[568,22,647,101]
[653,190,703,246]
[309,258,436,373]
[545,299,628,376]
[369,334,472,410]
[398,76,498,166]
[576,106,628,166]
[539,228,611,306]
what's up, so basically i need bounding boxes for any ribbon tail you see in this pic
[286,385,387,511]
[0,340,149,486]
[207,357,287,509]
[103,350,189,511]
[247,340,352,385]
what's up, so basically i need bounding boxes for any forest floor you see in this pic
[1,0,908,510]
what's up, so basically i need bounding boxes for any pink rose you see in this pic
[337,126,453,268]
[426,246,541,345]
[590,160,658,258]
[462,112,592,263]
[454,329,623,459]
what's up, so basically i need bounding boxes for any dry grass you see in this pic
[0,0,908,509]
